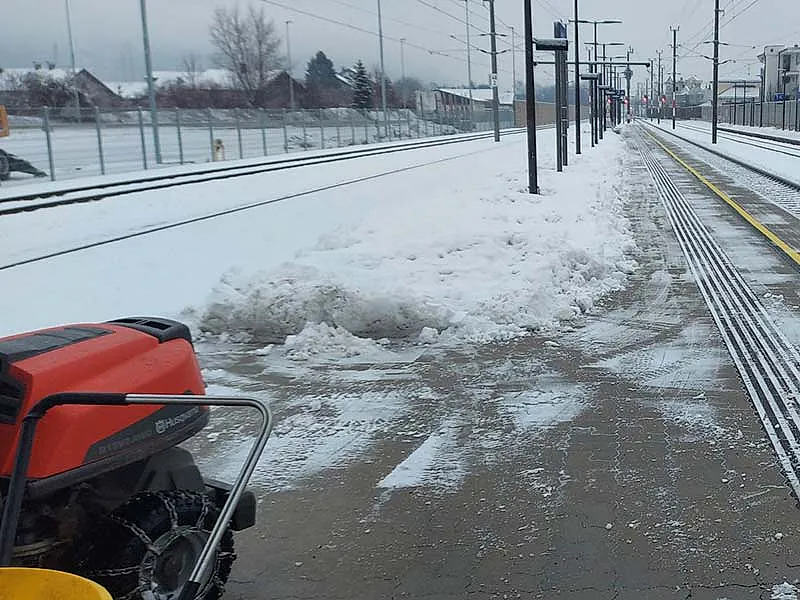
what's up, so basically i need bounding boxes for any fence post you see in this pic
[94,107,106,175]
[319,108,325,149]
[336,113,341,147]
[387,108,392,141]
[176,108,184,165]
[283,108,289,152]
[207,108,215,162]
[137,107,148,170]
[260,109,268,155]
[302,111,308,150]
[363,111,369,144]
[42,107,56,181]
[235,110,244,159]
[350,110,356,145]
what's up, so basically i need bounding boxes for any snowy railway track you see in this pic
[677,122,800,159]
[641,121,800,215]
[0,129,523,217]
[718,125,800,148]
[636,129,800,500]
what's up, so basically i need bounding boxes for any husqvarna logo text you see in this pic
[154,407,201,434]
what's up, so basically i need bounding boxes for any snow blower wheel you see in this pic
[82,492,234,600]
[0,152,9,181]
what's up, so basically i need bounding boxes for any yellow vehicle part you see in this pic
[0,567,112,600]
[0,106,8,138]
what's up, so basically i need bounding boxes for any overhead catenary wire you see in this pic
[258,0,513,76]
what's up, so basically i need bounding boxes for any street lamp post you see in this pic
[376,0,389,137]
[571,19,622,146]
[285,20,295,110]
[64,0,81,122]
[464,1,475,127]
[510,26,517,101]
[285,21,295,110]
[400,38,407,109]
[139,0,162,164]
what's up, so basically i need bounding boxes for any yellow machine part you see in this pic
[0,567,112,600]
[0,105,8,138]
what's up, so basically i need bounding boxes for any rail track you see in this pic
[0,129,524,217]
[635,125,800,500]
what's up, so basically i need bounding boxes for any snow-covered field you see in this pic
[0,127,635,349]
[0,114,477,187]
[661,121,800,185]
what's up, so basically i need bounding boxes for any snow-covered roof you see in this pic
[104,69,290,98]
[437,88,515,105]
[0,67,75,91]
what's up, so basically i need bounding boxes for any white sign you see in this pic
[490,73,498,88]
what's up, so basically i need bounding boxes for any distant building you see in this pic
[717,79,761,103]
[0,65,124,111]
[759,44,800,100]
[106,68,306,108]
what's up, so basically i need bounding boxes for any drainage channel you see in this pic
[635,130,800,500]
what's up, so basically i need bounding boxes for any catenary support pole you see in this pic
[523,0,538,193]
[671,26,679,128]
[712,0,720,143]
[488,0,501,141]
[573,0,581,154]
[377,0,389,137]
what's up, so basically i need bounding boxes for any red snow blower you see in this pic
[0,317,272,599]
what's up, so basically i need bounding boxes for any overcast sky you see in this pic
[3,0,799,92]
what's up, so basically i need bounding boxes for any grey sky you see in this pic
[3,0,799,92]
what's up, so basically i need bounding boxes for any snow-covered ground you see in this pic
[657,121,800,185]
[723,123,800,143]
[0,126,635,350]
[0,112,494,188]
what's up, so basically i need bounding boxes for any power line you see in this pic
[412,0,490,35]
[259,0,514,76]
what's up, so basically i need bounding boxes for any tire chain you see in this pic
[88,491,235,599]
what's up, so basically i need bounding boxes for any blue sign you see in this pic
[775,92,786,101]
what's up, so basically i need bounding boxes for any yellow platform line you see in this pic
[642,126,800,267]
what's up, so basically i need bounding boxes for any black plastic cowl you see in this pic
[107,317,193,346]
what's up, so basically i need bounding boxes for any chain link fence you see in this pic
[1,106,515,185]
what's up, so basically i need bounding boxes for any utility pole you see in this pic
[400,38,407,108]
[139,0,162,164]
[712,0,720,144]
[510,26,517,100]
[625,46,633,121]
[64,0,81,122]
[285,20,295,110]
[671,26,679,129]
[376,0,389,137]
[573,0,581,154]
[488,0,501,141]
[464,0,475,127]
[656,49,663,123]
[523,0,538,193]
[649,59,654,120]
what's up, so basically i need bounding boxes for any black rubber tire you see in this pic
[0,152,9,181]
[79,491,235,600]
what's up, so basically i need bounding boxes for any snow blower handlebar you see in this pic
[0,393,273,600]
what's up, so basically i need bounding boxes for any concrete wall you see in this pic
[514,100,590,127]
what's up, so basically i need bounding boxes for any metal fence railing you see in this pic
[699,100,800,131]
[1,106,516,185]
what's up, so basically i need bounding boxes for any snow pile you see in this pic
[772,582,800,600]
[198,133,636,349]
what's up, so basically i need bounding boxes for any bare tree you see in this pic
[209,4,283,107]
[181,53,203,89]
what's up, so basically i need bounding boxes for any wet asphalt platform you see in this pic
[214,130,800,599]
